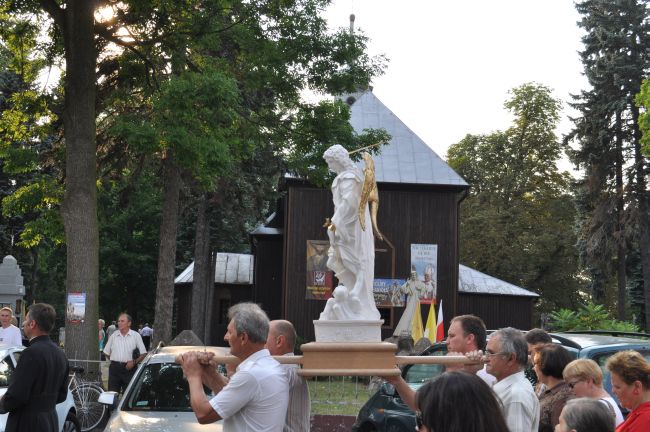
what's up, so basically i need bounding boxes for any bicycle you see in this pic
[68,365,109,432]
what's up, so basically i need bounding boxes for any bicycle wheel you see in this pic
[71,382,108,432]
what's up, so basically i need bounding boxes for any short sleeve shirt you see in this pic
[0,325,23,346]
[209,349,289,432]
[103,329,147,362]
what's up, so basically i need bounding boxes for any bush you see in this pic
[549,302,640,332]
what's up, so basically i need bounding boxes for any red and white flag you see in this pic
[435,299,444,342]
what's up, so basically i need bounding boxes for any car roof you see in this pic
[145,345,231,364]
[549,332,650,350]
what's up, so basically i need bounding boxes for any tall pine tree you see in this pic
[566,0,650,325]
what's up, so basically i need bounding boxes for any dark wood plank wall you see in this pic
[284,182,461,342]
[457,293,536,330]
[252,236,284,320]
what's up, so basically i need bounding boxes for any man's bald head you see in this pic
[267,320,297,355]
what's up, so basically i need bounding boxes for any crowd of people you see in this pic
[0,299,648,432]
[387,314,650,432]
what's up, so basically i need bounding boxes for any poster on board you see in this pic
[410,244,438,303]
[373,279,406,307]
[305,240,334,300]
[66,292,86,323]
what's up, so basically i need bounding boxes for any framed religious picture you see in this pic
[410,244,438,304]
[305,240,334,300]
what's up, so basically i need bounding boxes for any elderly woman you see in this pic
[416,371,508,432]
[563,359,623,426]
[606,350,650,432]
[534,344,574,432]
[555,398,615,432]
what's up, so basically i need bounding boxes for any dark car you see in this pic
[352,331,650,432]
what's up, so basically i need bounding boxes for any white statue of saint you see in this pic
[393,270,426,336]
[319,144,380,321]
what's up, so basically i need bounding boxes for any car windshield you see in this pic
[0,355,15,387]
[123,362,213,411]
[404,346,448,388]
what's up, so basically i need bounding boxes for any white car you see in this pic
[0,345,80,432]
[100,345,225,431]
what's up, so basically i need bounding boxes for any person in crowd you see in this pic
[525,328,553,394]
[0,307,23,346]
[383,314,495,410]
[106,320,117,339]
[0,303,69,432]
[140,323,152,351]
[103,313,147,393]
[534,344,574,432]
[525,328,553,354]
[555,397,615,432]
[485,327,540,432]
[443,314,496,384]
[606,350,650,432]
[415,371,509,432]
[266,319,310,432]
[179,302,289,430]
[563,358,624,426]
[98,318,105,359]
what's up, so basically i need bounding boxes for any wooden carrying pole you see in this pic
[188,346,481,377]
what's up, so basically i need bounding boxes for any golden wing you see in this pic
[358,152,384,240]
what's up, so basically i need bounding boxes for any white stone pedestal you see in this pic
[313,319,383,343]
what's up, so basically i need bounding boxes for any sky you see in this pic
[324,0,589,167]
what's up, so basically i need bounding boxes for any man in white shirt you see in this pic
[139,323,153,351]
[485,327,540,432]
[266,320,310,432]
[0,307,23,346]
[180,302,289,431]
[383,314,495,410]
[103,313,147,393]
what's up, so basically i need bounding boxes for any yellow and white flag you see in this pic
[424,303,437,343]
[411,300,424,341]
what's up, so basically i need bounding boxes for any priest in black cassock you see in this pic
[0,303,69,432]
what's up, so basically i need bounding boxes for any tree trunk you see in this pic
[190,194,209,342]
[60,0,99,370]
[630,105,650,331]
[204,250,217,344]
[615,112,626,320]
[152,155,181,346]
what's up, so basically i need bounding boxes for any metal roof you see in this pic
[347,91,469,187]
[458,264,539,298]
[174,253,254,285]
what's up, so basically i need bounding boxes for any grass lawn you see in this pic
[308,376,375,416]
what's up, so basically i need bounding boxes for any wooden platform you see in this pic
[298,342,401,376]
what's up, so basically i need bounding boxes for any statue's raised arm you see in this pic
[319,145,380,321]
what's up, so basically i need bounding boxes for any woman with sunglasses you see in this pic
[562,359,623,426]
[534,344,574,432]
[415,371,508,432]
[606,351,650,432]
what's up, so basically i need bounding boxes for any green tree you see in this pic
[1,1,388,348]
[566,0,650,326]
[448,83,581,314]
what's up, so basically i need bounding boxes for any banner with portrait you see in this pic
[373,278,406,307]
[305,240,334,300]
[410,244,438,303]
[66,292,86,323]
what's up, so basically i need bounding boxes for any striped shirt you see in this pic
[103,329,146,362]
[281,353,310,432]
